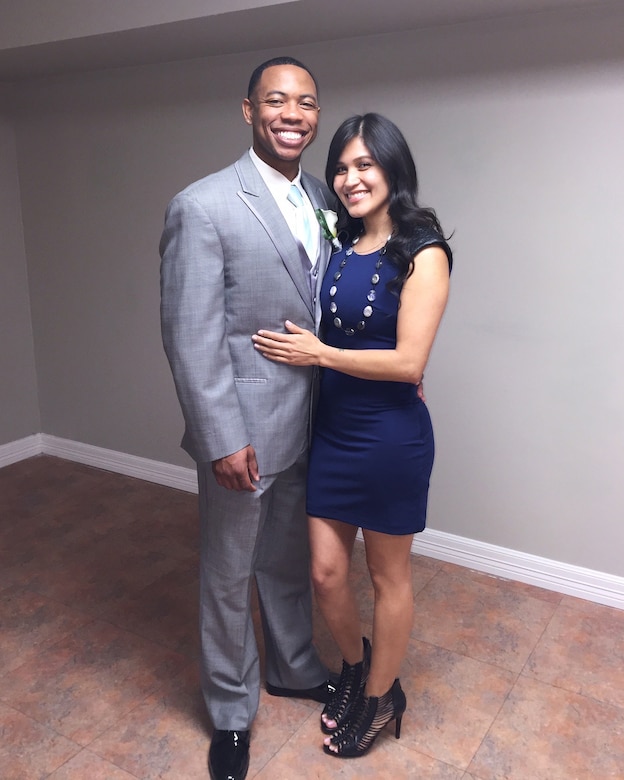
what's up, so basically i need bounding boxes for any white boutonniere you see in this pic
[315,209,342,251]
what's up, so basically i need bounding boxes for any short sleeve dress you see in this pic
[306,228,452,535]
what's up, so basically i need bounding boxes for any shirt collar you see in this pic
[249,147,303,199]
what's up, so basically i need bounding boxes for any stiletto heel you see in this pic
[324,678,406,758]
[321,637,371,734]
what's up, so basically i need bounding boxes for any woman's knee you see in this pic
[311,559,346,599]
[368,559,412,597]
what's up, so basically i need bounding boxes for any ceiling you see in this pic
[0,0,612,83]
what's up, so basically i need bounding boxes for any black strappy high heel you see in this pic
[323,678,406,758]
[321,637,371,735]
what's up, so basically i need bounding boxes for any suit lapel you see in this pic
[301,174,331,267]
[301,172,333,329]
[235,154,314,317]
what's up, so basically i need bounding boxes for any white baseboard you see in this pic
[40,434,198,493]
[0,433,43,467]
[4,434,624,609]
[411,529,624,610]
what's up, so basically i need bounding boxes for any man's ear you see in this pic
[242,98,253,125]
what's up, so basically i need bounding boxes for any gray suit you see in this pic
[160,151,333,729]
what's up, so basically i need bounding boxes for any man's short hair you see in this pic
[247,56,319,99]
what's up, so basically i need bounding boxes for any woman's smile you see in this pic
[333,136,390,222]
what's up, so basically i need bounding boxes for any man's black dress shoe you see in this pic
[265,677,338,704]
[208,729,250,780]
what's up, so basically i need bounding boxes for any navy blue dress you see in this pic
[306,229,452,535]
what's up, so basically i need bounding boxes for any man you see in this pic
[160,57,335,780]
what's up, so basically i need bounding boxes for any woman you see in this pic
[253,113,452,757]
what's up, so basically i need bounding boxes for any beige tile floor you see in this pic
[1,455,623,779]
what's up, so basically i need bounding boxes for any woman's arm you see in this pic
[252,245,450,384]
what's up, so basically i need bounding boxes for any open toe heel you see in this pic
[320,637,371,735]
[324,678,406,759]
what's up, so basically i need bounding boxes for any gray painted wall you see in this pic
[3,8,624,575]
[0,108,40,441]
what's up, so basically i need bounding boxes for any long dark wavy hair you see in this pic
[325,113,446,289]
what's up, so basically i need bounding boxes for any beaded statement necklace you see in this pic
[329,234,391,336]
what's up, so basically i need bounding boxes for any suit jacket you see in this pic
[160,151,333,475]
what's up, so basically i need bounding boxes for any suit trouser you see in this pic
[196,450,326,730]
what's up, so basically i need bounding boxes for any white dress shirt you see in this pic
[249,147,319,266]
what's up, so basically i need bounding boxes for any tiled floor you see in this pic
[1,456,623,779]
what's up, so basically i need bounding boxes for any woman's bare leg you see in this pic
[362,529,414,697]
[308,515,362,664]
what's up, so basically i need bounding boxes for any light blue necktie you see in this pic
[287,183,314,261]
